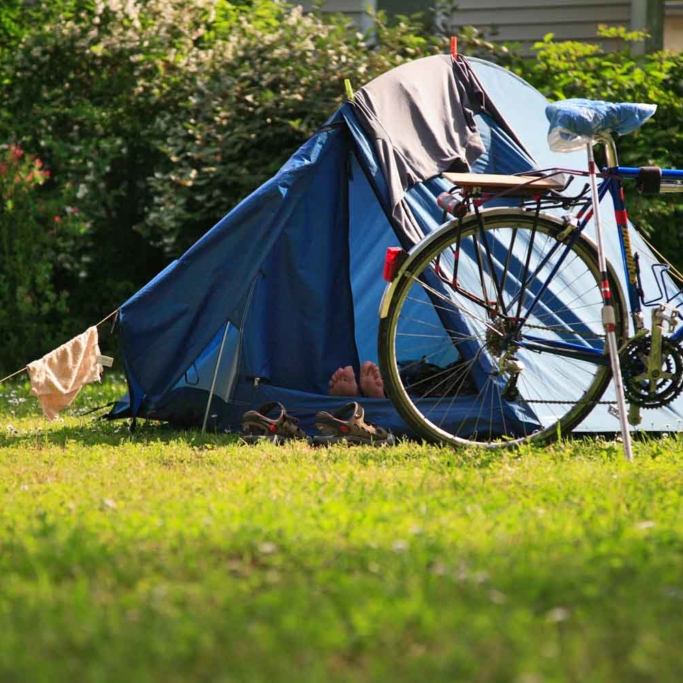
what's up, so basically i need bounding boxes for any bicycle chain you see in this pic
[520,322,603,337]
[523,398,616,405]
[489,319,615,405]
[488,321,609,404]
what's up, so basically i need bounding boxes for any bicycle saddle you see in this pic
[546,98,656,152]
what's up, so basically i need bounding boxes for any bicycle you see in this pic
[378,98,683,449]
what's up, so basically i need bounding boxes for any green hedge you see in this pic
[0,144,86,368]
[0,2,682,373]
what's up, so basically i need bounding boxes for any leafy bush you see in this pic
[143,4,443,254]
[2,1,683,375]
[0,145,86,372]
[1,0,210,320]
[1,0,440,318]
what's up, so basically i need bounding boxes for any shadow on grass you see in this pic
[0,414,243,449]
[1,416,505,469]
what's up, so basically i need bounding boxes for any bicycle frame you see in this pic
[514,135,683,362]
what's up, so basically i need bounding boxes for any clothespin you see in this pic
[344,79,355,102]
[450,36,458,58]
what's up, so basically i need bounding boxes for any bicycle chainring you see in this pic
[621,335,683,409]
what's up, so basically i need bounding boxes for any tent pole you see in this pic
[202,321,231,434]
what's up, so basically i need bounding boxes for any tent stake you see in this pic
[202,321,231,434]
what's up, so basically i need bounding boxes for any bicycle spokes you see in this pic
[379,209,626,448]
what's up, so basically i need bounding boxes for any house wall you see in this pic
[299,0,377,32]
[665,1,683,48]
[440,0,632,44]
[305,0,678,52]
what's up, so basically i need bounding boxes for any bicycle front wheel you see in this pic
[378,208,627,448]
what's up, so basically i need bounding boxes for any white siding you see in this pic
[665,1,683,49]
[299,0,377,31]
[303,0,678,52]
[447,0,632,44]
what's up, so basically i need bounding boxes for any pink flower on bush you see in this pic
[54,215,62,224]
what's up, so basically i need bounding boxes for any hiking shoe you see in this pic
[312,401,394,446]
[241,402,308,444]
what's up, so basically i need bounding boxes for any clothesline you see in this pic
[0,308,119,385]
[0,367,26,384]
[94,309,120,329]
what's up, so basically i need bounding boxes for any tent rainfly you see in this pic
[110,55,683,436]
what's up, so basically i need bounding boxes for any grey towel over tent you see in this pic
[352,54,488,241]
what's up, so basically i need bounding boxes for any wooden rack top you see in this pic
[443,172,564,194]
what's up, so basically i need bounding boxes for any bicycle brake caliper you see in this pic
[557,215,578,242]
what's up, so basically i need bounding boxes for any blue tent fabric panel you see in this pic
[471,113,537,175]
[348,155,466,373]
[118,125,347,414]
[347,153,401,367]
[237,136,358,395]
[173,323,241,400]
[468,59,585,171]
[341,106,395,226]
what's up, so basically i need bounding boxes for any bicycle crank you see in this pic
[621,335,683,409]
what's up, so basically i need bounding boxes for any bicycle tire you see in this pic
[378,208,628,448]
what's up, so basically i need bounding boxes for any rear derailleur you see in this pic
[485,317,525,400]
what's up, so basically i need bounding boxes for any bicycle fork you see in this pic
[587,143,634,461]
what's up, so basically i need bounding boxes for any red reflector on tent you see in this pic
[383,247,407,282]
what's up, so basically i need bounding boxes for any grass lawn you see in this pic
[2,376,683,681]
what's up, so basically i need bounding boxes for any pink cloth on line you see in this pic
[27,326,103,420]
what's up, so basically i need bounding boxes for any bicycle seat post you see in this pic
[586,140,633,461]
[597,133,619,168]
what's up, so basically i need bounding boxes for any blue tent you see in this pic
[112,56,683,436]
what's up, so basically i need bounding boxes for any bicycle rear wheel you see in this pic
[378,208,628,448]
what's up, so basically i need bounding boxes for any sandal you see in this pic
[241,402,308,444]
[313,402,395,446]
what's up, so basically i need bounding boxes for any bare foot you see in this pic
[329,365,360,397]
[359,361,385,398]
